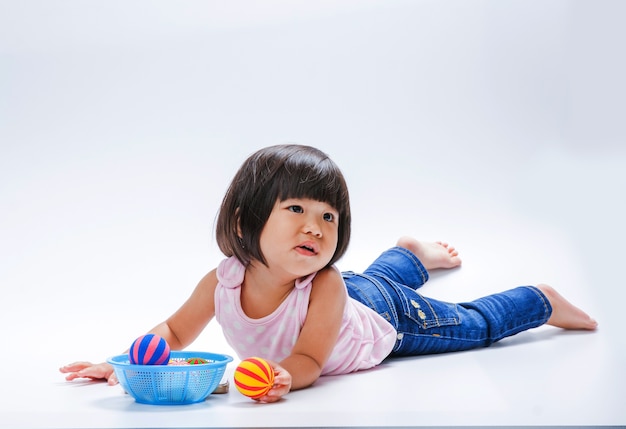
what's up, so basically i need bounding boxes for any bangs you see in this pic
[275,157,348,210]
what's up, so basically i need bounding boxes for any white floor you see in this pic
[1,1,625,427]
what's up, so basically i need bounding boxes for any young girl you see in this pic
[60,144,597,403]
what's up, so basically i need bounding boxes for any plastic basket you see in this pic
[107,351,233,405]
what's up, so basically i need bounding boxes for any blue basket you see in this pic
[107,351,233,405]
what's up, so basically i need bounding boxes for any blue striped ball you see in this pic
[129,334,171,365]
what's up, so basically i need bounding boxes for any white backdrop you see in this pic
[1,1,625,426]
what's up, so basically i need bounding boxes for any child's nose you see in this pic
[304,219,322,237]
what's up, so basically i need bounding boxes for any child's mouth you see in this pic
[297,245,317,255]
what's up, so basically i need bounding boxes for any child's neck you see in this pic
[239,263,302,319]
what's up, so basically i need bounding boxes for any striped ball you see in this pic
[128,334,171,365]
[234,357,275,399]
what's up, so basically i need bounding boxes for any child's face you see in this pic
[258,198,339,278]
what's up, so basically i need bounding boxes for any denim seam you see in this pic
[399,331,485,343]
[391,246,429,284]
[350,273,400,328]
[525,285,553,323]
[483,286,552,342]
[421,294,443,328]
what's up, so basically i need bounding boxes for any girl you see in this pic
[60,144,597,403]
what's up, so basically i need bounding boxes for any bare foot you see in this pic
[396,236,462,270]
[537,284,598,330]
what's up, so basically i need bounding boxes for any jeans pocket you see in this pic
[397,288,461,330]
[388,287,464,355]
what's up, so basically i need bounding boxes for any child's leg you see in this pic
[396,236,462,270]
[359,246,430,290]
[536,284,598,330]
[353,238,460,292]
[390,284,596,356]
[387,286,549,355]
[347,247,547,354]
[347,238,596,356]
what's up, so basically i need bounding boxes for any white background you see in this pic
[1,1,625,427]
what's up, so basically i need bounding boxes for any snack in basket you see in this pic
[233,357,275,399]
[128,334,171,365]
[186,357,209,365]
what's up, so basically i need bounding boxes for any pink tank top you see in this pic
[214,257,397,375]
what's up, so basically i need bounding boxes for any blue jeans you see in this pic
[343,247,553,356]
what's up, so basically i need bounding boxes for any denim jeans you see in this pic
[343,247,553,356]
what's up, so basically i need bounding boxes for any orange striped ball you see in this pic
[233,357,275,399]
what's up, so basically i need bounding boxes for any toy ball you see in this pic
[186,357,209,365]
[129,334,171,365]
[233,357,275,399]
[168,359,190,366]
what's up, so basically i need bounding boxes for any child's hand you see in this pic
[254,360,292,403]
[59,361,118,385]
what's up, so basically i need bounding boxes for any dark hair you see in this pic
[215,144,351,267]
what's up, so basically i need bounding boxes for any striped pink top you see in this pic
[214,256,397,375]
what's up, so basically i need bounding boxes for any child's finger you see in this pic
[64,372,81,381]
[256,387,286,403]
[59,361,93,373]
[272,374,291,389]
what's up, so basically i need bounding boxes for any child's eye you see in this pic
[288,205,304,213]
[323,212,335,222]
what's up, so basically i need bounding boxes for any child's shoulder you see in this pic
[197,268,219,293]
[310,266,346,293]
[309,266,348,310]
[216,256,245,288]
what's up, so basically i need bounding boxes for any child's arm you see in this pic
[60,269,219,383]
[258,267,346,402]
[156,269,219,350]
